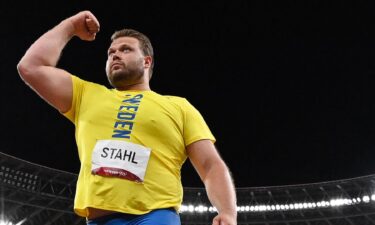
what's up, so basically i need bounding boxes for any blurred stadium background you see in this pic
[1,151,375,225]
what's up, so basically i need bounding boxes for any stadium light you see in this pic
[180,192,375,214]
[0,218,26,225]
[0,166,38,191]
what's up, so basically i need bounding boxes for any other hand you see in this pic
[212,213,237,225]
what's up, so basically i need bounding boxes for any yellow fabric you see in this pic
[63,75,215,217]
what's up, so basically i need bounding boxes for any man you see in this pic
[17,11,237,225]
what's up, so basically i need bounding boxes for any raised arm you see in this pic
[17,11,100,112]
[187,140,237,225]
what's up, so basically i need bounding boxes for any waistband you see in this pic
[86,208,177,223]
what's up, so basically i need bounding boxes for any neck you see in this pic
[115,82,151,91]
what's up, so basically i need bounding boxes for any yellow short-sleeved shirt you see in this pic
[63,75,215,217]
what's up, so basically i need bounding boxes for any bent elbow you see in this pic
[17,61,28,79]
[17,61,36,83]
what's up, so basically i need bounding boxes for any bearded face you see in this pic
[106,57,145,89]
[105,37,148,90]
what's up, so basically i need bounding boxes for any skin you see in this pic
[105,36,152,91]
[17,10,237,225]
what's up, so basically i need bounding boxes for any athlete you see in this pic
[17,10,237,225]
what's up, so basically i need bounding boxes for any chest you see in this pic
[77,92,184,140]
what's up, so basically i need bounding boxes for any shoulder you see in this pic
[148,92,196,112]
[164,95,187,103]
[155,93,193,107]
[151,90,185,102]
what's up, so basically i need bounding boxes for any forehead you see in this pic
[109,36,140,49]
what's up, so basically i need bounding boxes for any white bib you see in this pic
[91,140,151,182]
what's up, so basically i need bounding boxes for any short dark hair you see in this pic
[111,29,154,78]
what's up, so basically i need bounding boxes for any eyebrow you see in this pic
[108,43,133,53]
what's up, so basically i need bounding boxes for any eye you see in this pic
[122,48,131,53]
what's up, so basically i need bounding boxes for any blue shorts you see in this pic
[86,208,181,225]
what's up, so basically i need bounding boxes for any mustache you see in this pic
[111,61,125,68]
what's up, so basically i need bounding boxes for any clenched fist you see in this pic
[67,10,100,41]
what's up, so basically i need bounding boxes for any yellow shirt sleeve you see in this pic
[180,98,216,146]
[62,75,85,124]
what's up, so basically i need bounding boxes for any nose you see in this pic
[111,50,121,61]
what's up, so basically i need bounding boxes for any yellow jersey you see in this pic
[63,75,215,217]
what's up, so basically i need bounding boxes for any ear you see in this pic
[144,56,152,69]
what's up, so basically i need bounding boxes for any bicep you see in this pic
[187,139,224,181]
[20,66,73,113]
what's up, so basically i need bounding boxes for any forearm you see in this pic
[203,162,237,217]
[18,19,74,71]
[16,11,99,112]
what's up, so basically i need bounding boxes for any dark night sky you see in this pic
[2,1,375,188]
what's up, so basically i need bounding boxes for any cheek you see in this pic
[105,61,110,72]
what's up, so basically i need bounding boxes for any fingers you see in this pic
[85,11,100,32]
[212,217,220,225]
[68,10,100,41]
[212,215,236,225]
[83,11,100,40]
[85,18,100,40]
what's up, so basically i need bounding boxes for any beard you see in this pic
[106,58,145,89]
